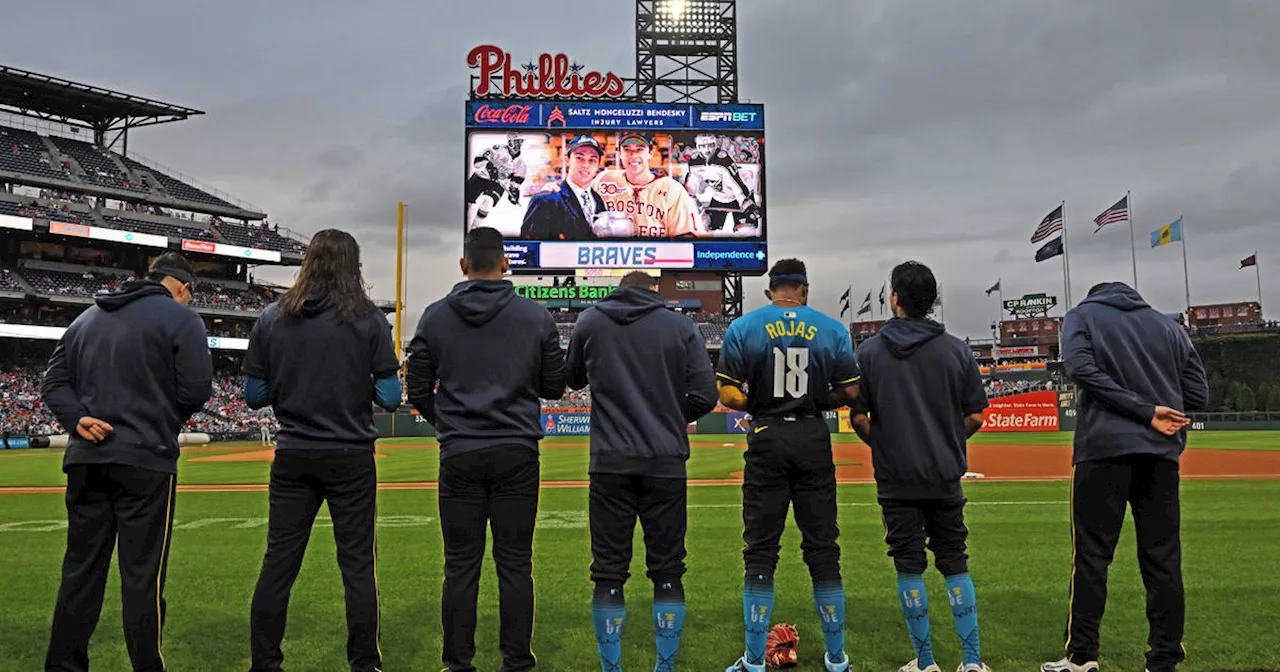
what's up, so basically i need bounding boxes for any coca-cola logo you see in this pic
[473,104,533,125]
[468,44,626,99]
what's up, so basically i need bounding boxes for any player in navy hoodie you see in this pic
[41,252,212,672]
[406,227,567,672]
[566,271,717,672]
[1041,282,1208,672]
[242,229,401,672]
[851,261,991,672]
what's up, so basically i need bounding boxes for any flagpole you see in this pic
[1180,215,1191,313]
[1061,200,1072,308]
[1127,190,1138,289]
[1256,252,1264,309]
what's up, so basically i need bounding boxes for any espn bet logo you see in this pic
[699,111,758,123]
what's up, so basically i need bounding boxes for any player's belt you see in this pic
[754,412,820,423]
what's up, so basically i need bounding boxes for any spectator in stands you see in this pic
[241,228,400,672]
[1042,281,1209,672]
[40,252,212,672]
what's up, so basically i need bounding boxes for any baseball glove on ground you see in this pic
[765,622,799,668]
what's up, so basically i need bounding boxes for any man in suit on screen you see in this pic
[520,135,606,241]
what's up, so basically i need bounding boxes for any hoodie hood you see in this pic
[594,286,668,325]
[1080,282,1150,312]
[446,279,516,327]
[297,294,335,317]
[95,279,172,312]
[878,316,947,359]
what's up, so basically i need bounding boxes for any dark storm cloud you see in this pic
[6,0,1278,338]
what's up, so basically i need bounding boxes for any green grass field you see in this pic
[2,432,1278,671]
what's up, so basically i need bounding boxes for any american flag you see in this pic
[1030,204,1064,243]
[1093,195,1129,233]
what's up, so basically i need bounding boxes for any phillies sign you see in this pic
[467,45,626,99]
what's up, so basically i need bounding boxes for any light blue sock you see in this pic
[897,573,935,668]
[945,573,982,666]
[743,574,774,665]
[652,581,685,672]
[592,583,626,672]
[813,579,846,661]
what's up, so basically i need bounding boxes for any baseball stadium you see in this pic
[4,3,1280,672]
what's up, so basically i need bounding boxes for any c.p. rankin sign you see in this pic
[467,45,627,99]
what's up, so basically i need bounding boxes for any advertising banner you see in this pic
[0,214,33,231]
[995,346,1040,358]
[541,412,591,436]
[983,390,1060,432]
[3,438,30,449]
[182,239,282,263]
[726,412,752,434]
[467,101,765,131]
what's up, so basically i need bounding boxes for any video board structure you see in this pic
[464,100,766,276]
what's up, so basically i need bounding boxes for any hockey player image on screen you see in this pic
[590,132,705,239]
[681,133,763,234]
[466,132,528,230]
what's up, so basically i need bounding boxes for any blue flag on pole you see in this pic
[1151,218,1183,248]
[1035,236,1064,262]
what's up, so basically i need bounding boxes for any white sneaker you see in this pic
[1041,658,1098,672]
[825,651,850,672]
[900,659,942,672]
[725,655,764,672]
[957,664,991,672]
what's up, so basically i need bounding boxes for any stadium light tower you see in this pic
[635,0,738,104]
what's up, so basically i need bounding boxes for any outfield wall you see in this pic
[371,391,1280,439]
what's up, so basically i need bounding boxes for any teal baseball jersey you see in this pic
[716,304,860,418]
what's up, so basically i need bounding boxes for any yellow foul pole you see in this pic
[395,202,405,363]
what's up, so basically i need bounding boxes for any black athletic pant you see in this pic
[742,417,840,582]
[439,445,540,672]
[46,464,177,672]
[588,473,687,587]
[879,497,970,577]
[249,449,381,672]
[1065,454,1185,672]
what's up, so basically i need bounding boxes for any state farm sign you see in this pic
[467,45,626,99]
[983,390,1059,432]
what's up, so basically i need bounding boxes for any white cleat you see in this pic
[957,664,991,672]
[899,659,941,672]
[825,651,851,672]
[725,655,764,672]
[1041,658,1098,672]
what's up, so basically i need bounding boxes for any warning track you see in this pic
[2,444,1276,495]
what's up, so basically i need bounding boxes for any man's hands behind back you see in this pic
[1150,406,1190,436]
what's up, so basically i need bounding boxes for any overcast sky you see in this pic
[7,0,1278,340]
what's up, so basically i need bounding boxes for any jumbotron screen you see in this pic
[464,100,767,273]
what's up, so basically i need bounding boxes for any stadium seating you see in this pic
[0,127,71,181]
[190,284,276,313]
[0,268,23,292]
[552,316,729,346]
[47,136,149,194]
[115,154,238,209]
[14,266,280,312]
[19,268,126,297]
[213,221,307,254]
[0,369,279,437]
[99,213,219,241]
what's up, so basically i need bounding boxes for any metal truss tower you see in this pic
[635,0,745,316]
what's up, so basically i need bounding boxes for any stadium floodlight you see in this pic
[653,0,723,36]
